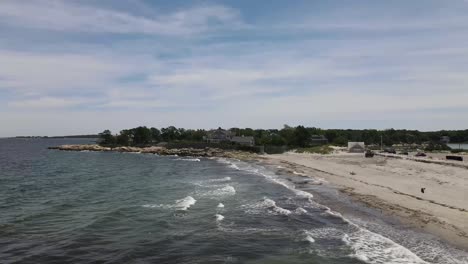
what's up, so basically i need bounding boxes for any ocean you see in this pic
[1,138,467,264]
[448,143,468,150]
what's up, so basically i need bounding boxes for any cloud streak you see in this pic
[0,0,243,36]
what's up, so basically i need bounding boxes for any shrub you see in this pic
[296,145,333,154]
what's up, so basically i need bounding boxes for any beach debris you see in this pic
[350,171,356,175]
[383,147,396,154]
[365,150,375,158]
[446,155,463,161]
[294,180,310,185]
[421,188,426,193]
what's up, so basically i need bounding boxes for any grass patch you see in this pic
[296,145,334,154]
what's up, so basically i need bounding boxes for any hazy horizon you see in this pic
[1,0,468,137]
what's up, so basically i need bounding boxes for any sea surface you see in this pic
[448,143,468,150]
[1,138,468,264]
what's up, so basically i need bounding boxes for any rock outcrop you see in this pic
[48,144,252,159]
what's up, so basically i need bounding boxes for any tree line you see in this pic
[99,125,468,147]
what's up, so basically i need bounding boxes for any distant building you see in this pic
[204,127,255,146]
[205,128,232,143]
[440,136,450,144]
[348,142,366,153]
[231,136,255,146]
[310,135,328,145]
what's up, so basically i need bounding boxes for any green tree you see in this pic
[150,127,161,143]
[293,125,310,147]
[133,126,152,145]
[161,126,180,141]
[116,129,132,146]
[99,130,115,145]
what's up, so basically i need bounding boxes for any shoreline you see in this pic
[50,144,468,252]
[261,152,468,252]
[48,144,257,160]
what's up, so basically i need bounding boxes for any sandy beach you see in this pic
[264,152,468,250]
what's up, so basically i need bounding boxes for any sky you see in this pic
[1,0,468,136]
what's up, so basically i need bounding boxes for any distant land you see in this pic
[15,135,99,139]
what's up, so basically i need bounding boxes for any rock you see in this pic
[48,144,238,158]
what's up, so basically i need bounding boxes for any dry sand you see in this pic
[264,152,468,250]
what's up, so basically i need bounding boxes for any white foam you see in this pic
[144,196,197,211]
[294,207,308,215]
[174,196,197,210]
[191,177,232,188]
[323,208,349,223]
[222,160,314,199]
[215,214,225,221]
[303,231,315,243]
[142,204,159,208]
[242,197,291,216]
[344,226,428,264]
[197,185,236,198]
[217,203,225,208]
[306,227,346,240]
[208,177,231,182]
[177,158,200,162]
[303,214,429,263]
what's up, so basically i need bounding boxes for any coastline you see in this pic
[48,144,257,160]
[49,144,468,252]
[260,152,468,251]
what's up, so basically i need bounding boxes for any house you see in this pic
[440,136,450,144]
[348,142,366,153]
[205,128,232,143]
[231,136,255,146]
[310,135,328,145]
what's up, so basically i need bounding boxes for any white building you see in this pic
[348,142,365,153]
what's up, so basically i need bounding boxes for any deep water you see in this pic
[1,138,467,264]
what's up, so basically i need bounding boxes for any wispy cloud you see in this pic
[7,96,89,109]
[0,0,244,35]
[0,50,135,92]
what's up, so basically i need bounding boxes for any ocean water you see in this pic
[1,138,468,264]
[448,143,468,150]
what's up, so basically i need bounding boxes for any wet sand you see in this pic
[263,152,468,251]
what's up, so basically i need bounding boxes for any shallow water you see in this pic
[1,138,467,263]
[448,143,468,150]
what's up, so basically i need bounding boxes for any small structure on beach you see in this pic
[348,142,365,153]
[310,135,328,146]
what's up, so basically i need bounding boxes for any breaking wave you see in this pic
[217,158,314,199]
[215,214,225,222]
[176,158,201,162]
[196,185,236,198]
[242,197,292,216]
[142,196,197,211]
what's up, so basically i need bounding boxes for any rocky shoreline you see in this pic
[48,144,257,159]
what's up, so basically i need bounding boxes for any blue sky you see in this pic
[1,0,468,136]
